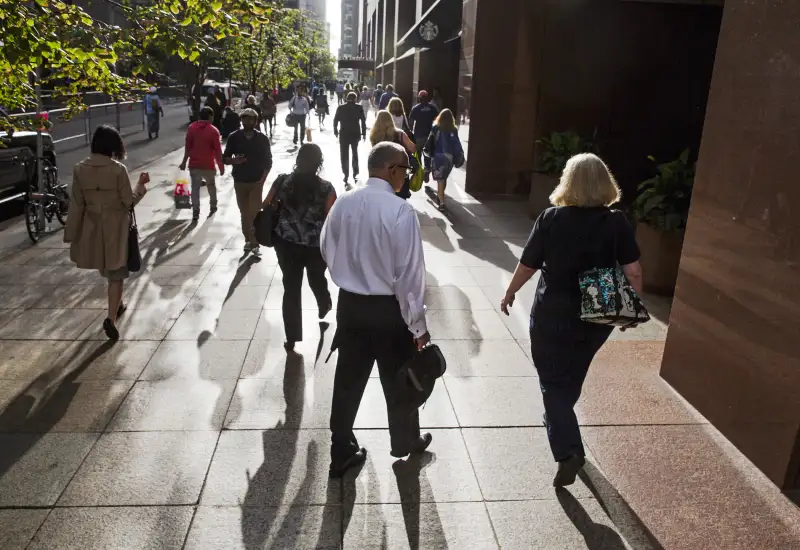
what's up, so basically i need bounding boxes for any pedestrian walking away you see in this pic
[263,144,337,352]
[64,125,148,341]
[289,88,311,146]
[260,92,277,136]
[334,91,367,185]
[144,86,164,140]
[321,141,432,478]
[315,91,329,128]
[224,108,273,256]
[179,106,224,221]
[204,90,224,132]
[370,110,416,199]
[500,153,644,488]
[378,84,397,110]
[336,81,345,104]
[422,109,464,211]
[371,84,383,112]
[408,90,439,147]
[359,86,372,121]
[387,96,414,140]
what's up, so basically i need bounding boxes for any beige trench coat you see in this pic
[64,154,144,271]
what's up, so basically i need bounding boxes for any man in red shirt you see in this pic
[179,106,225,222]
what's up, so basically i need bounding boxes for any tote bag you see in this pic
[578,213,649,328]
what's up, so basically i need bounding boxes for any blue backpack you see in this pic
[435,129,465,168]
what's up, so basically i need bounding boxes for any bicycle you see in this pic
[24,158,68,243]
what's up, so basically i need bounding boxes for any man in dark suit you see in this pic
[333,91,367,185]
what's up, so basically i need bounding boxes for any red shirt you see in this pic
[186,121,223,171]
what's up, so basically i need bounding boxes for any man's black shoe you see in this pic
[192,211,200,223]
[209,206,218,216]
[553,455,585,488]
[329,447,367,478]
[390,433,433,458]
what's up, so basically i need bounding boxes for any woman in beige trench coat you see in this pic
[64,125,148,340]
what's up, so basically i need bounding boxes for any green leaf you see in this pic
[189,50,199,62]
[180,16,192,26]
[212,1,223,11]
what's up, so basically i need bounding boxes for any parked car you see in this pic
[0,119,57,203]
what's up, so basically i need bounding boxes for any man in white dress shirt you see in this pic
[320,142,432,478]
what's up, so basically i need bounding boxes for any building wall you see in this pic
[464,0,722,199]
[340,0,360,57]
[660,0,800,491]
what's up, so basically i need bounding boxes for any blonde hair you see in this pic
[370,110,398,146]
[387,96,405,117]
[549,153,621,207]
[435,108,456,132]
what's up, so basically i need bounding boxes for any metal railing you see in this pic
[9,94,183,151]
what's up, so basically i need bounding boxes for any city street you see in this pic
[0,103,797,550]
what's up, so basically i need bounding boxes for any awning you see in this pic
[337,57,376,70]
[396,47,416,62]
[396,0,462,49]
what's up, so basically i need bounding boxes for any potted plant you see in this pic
[530,130,597,218]
[632,149,695,295]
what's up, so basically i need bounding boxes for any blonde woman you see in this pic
[370,110,416,198]
[359,86,371,119]
[422,108,463,211]
[500,153,643,488]
[387,96,412,137]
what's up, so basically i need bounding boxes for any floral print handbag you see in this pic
[578,265,650,328]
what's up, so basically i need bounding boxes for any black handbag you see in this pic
[127,208,142,272]
[254,200,281,248]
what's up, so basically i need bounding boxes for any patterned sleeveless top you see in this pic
[273,173,335,247]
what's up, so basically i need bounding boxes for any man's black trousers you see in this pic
[329,290,419,461]
[339,139,359,180]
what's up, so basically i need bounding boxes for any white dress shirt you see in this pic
[320,178,427,337]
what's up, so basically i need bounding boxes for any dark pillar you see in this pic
[660,1,800,491]
[465,0,544,196]
[395,0,416,107]
[377,0,385,83]
[383,0,397,86]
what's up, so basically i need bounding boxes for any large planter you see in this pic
[528,173,559,219]
[635,223,685,296]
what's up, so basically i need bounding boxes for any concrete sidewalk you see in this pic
[0,109,797,549]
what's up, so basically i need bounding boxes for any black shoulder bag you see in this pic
[127,208,142,272]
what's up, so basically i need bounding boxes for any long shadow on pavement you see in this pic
[576,461,666,550]
[240,350,342,549]
[0,340,116,477]
[393,452,446,549]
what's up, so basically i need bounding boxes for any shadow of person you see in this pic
[426,272,481,371]
[240,352,307,550]
[195,255,259,350]
[391,452,447,550]
[436,199,521,273]
[556,488,628,550]
[578,462,666,550]
[0,340,116,478]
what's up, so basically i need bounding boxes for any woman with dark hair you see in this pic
[204,91,223,131]
[64,125,149,340]
[263,143,337,352]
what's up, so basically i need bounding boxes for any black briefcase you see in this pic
[394,343,447,412]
